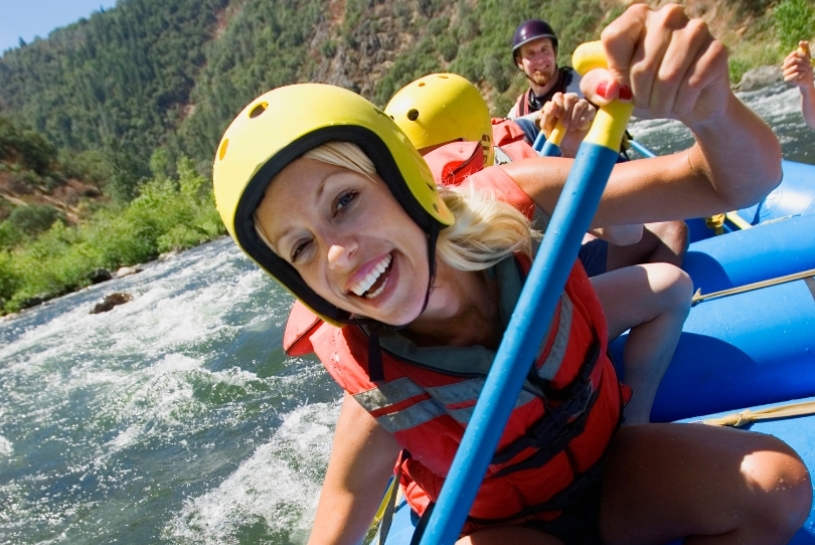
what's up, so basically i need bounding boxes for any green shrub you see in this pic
[774,0,815,52]
[0,250,20,304]
[320,39,337,58]
[0,221,23,250]
[437,36,458,62]
[8,205,63,238]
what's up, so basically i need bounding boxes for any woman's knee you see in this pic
[740,434,812,535]
[645,263,693,316]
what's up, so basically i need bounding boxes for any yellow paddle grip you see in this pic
[572,41,634,151]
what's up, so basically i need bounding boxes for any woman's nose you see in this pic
[327,241,356,270]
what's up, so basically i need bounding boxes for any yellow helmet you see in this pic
[385,73,494,167]
[213,83,454,325]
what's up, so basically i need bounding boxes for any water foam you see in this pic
[163,401,340,545]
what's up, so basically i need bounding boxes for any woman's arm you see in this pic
[783,41,815,129]
[308,392,402,545]
[502,4,782,226]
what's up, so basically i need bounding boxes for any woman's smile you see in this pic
[348,253,393,298]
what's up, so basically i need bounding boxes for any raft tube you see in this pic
[682,213,815,294]
[610,275,815,423]
[686,158,815,242]
[737,159,815,225]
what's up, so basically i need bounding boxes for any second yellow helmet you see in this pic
[385,73,494,167]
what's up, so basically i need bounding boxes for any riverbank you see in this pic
[0,160,225,316]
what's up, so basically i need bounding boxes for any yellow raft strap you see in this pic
[705,212,751,235]
[372,476,397,530]
[699,399,815,427]
[692,267,815,305]
[705,214,725,235]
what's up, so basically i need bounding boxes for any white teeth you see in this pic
[366,281,387,299]
[350,255,392,297]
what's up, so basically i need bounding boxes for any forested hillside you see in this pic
[0,0,813,314]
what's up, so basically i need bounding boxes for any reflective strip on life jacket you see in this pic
[535,295,572,380]
[355,375,539,432]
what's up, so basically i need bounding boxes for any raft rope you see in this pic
[698,399,815,427]
[725,212,752,231]
[691,267,815,305]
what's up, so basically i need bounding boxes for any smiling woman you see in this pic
[211,5,810,545]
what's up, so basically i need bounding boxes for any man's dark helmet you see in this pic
[512,19,558,61]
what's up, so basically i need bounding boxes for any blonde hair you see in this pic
[258,141,535,270]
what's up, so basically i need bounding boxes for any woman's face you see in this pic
[256,158,430,325]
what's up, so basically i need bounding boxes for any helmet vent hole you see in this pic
[218,139,229,160]
[439,75,448,79]
[418,82,426,87]
[249,102,268,118]
[407,109,419,121]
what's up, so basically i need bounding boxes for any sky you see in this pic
[0,0,119,54]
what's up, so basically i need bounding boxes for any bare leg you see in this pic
[606,220,689,271]
[591,263,692,424]
[600,424,812,545]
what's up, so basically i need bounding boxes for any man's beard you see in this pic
[527,68,555,86]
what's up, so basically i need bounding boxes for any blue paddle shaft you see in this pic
[540,140,562,157]
[628,139,656,158]
[417,143,620,545]
[532,130,547,152]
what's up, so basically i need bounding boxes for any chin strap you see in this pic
[366,223,442,382]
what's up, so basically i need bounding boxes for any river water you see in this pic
[1,83,814,545]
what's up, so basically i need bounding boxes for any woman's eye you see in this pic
[335,190,358,214]
[291,240,311,263]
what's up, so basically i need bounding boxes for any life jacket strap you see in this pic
[490,340,601,469]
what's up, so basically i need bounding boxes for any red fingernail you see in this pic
[619,86,633,101]
[596,81,610,98]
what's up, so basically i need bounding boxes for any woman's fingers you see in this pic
[582,3,729,127]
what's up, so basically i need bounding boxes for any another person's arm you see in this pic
[588,224,643,246]
[502,4,782,226]
[783,40,815,129]
[308,392,401,545]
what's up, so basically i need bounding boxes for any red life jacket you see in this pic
[491,118,540,162]
[310,254,622,530]
[282,167,625,531]
[420,120,538,192]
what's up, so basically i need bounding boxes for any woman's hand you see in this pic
[783,41,814,90]
[579,3,731,131]
[539,92,596,157]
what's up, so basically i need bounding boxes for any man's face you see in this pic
[516,37,557,87]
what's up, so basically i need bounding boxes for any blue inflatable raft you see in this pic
[687,159,815,242]
[374,159,815,544]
